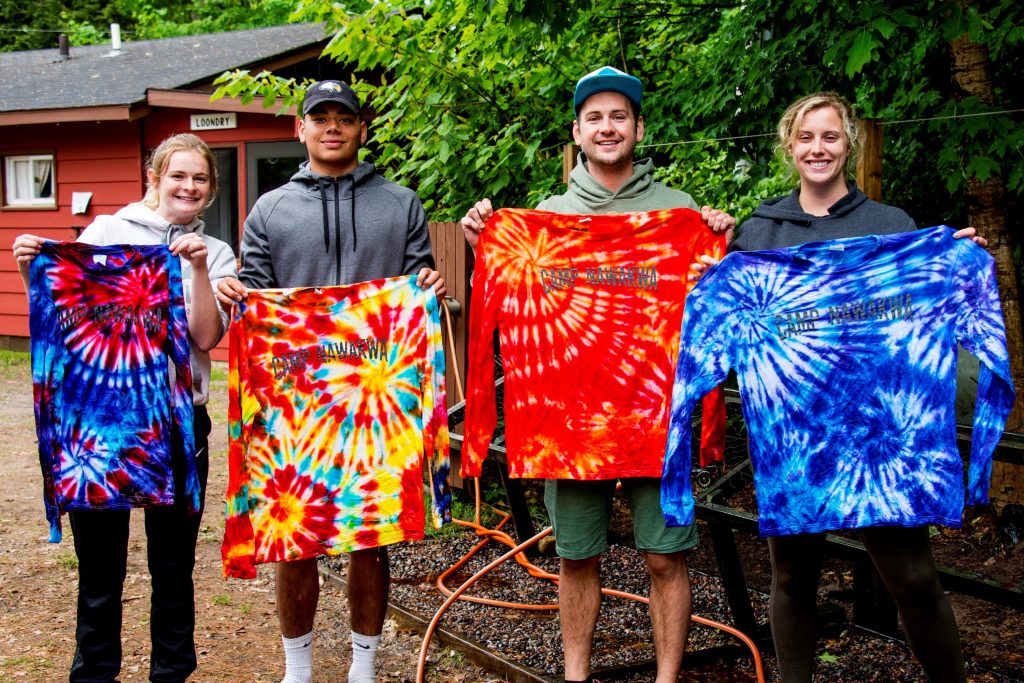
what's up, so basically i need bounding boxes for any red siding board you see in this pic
[0,292,27,312]
[57,159,140,184]
[0,314,29,337]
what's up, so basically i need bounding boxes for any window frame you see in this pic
[3,153,56,208]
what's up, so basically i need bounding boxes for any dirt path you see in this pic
[0,355,494,683]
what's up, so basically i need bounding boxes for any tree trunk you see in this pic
[951,7,1024,433]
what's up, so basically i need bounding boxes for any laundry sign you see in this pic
[190,112,237,130]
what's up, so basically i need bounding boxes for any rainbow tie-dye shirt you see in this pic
[29,241,197,542]
[222,275,451,579]
[463,208,727,480]
[662,227,1016,534]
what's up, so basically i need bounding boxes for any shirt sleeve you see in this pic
[420,284,452,528]
[165,250,200,514]
[222,301,259,579]
[238,202,278,290]
[461,230,502,478]
[28,255,63,541]
[950,240,1016,504]
[661,264,738,526]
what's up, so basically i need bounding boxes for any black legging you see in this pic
[768,526,965,683]
[68,405,211,683]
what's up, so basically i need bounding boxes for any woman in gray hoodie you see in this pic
[13,132,236,682]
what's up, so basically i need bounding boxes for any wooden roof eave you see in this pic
[146,89,298,117]
[0,102,150,127]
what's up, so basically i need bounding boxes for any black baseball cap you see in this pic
[302,80,361,116]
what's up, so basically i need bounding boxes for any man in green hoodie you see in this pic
[461,66,734,683]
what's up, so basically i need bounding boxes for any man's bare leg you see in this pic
[645,550,691,683]
[559,555,602,681]
[277,558,320,682]
[348,546,389,635]
[347,547,390,683]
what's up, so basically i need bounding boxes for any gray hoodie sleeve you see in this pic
[238,197,278,289]
[402,194,435,275]
[202,235,238,338]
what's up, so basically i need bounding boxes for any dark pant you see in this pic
[68,405,211,683]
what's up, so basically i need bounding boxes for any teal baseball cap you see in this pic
[573,66,643,117]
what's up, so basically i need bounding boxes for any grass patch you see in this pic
[55,552,78,570]
[1,654,52,672]
[210,361,228,384]
[0,350,29,379]
[211,594,232,606]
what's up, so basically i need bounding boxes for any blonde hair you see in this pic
[776,92,860,174]
[141,133,218,215]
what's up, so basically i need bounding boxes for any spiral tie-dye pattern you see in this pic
[662,227,1016,535]
[29,241,197,542]
[222,275,451,579]
[463,208,727,480]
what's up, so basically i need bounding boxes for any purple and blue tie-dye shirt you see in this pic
[29,241,197,542]
[662,226,1015,535]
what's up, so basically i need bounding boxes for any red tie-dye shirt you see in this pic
[463,208,726,480]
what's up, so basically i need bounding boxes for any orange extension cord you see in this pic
[416,301,766,683]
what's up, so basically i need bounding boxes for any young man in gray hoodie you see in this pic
[217,80,444,683]
[461,67,734,683]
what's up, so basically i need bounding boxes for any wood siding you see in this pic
[427,221,470,407]
[0,120,145,336]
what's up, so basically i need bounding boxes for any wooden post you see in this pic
[428,220,468,489]
[562,143,579,185]
[856,118,883,201]
[427,221,468,409]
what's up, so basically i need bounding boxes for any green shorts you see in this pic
[543,477,698,560]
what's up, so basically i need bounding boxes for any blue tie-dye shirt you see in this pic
[662,226,1015,535]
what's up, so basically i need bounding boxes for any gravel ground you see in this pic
[323,524,1021,682]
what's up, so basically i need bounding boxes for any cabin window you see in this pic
[4,154,55,207]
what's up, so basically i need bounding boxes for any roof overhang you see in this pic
[0,102,150,126]
[146,89,297,117]
[0,90,297,127]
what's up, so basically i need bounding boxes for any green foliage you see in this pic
[0,0,295,52]
[207,0,1020,233]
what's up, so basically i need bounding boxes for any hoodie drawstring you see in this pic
[318,177,331,253]
[334,179,342,282]
[316,175,358,282]
[350,175,358,252]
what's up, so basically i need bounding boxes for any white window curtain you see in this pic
[34,159,53,199]
[4,155,55,206]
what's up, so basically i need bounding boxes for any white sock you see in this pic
[349,631,381,683]
[281,631,313,683]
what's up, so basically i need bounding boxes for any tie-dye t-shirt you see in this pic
[662,227,1015,535]
[222,275,451,579]
[29,241,197,542]
[463,208,727,480]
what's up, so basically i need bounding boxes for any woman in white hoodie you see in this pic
[13,133,236,683]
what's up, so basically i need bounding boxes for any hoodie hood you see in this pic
[731,180,917,253]
[750,180,867,225]
[112,202,205,243]
[536,153,698,215]
[567,154,657,210]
